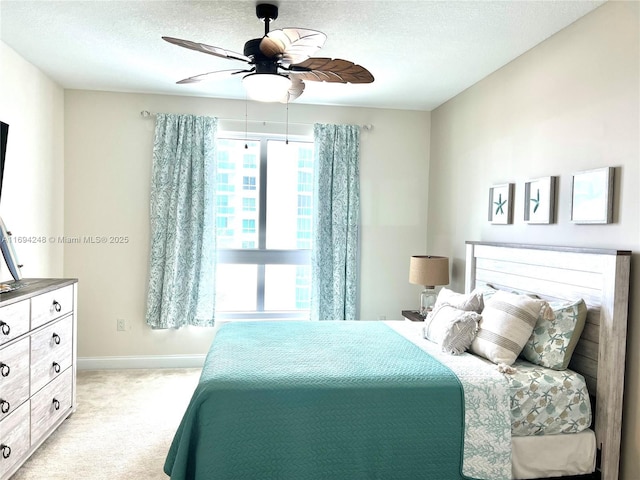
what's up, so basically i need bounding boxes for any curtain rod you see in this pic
[139,110,373,130]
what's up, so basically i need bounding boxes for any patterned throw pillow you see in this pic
[470,290,544,366]
[520,299,587,370]
[434,287,484,312]
[423,304,481,355]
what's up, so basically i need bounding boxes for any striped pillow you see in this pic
[470,290,543,365]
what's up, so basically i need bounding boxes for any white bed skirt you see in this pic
[512,429,596,479]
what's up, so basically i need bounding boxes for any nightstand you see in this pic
[402,310,424,322]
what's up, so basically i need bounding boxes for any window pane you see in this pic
[242,176,256,190]
[243,153,257,168]
[264,265,311,312]
[215,139,260,249]
[266,140,314,249]
[215,264,257,311]
[242,219,256,233]
[243,197,256,212]
[217,150,234,170]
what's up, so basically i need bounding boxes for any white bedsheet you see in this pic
[512,430,596,478]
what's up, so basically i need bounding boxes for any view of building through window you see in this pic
[215,136,314,319]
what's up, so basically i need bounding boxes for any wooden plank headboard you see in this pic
[465,241,631,480]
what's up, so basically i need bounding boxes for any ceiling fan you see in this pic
[162,3,374,103]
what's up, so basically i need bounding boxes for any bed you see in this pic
[164,242,630,480]
[464,241,630,480]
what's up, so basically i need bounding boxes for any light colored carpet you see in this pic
[12,368,201,480]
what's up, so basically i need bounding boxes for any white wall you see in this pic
[63,90,430,361]
[0,41,64,279]
[428,2,639,477]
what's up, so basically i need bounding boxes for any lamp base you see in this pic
[420,287,437,317]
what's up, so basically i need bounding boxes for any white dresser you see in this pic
[0,279,77,479]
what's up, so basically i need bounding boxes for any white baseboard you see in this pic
[77,354,206,370]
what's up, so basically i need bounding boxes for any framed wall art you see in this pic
[524,176,557,224]
[488,183,514,225]
[571,167,614,224]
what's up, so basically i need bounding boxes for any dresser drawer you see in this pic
[30,315,73,394]
[0,338,30,421]
[30,285,74,330]
[0,401,30,478]
[0,301,29,347]
[31,367,72,446]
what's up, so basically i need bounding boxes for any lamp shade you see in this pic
[242,73,292,102]
[409,256,449,288]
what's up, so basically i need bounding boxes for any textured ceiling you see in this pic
[0,0,605,111]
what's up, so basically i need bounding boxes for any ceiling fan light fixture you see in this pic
[164,3,373,102]
[242,73,292,102]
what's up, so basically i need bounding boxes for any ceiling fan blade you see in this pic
[260,29,327,66]
[289,58,374,84]
[163,36,250,63]
[281,76,305,103]
[176,68,253,84]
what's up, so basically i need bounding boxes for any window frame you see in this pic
[215,132,314,320]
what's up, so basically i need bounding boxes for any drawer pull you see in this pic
[0,363,9,377]
[0,399,9,414]
[52,398,60,411]
[52,300,62,313]
[52,333,61,345]
[52,362,61,374]
[0,444,10,459]
[0,322,9,335]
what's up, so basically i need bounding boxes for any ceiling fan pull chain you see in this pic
[285,101,289,145]
[244,95,249,149]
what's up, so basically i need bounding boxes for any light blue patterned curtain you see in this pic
[311,123,360,320]
[145,114,217,328]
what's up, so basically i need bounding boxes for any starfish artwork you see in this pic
[494,193,507,215]
[530,188,540,213]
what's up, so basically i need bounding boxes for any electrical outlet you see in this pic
[117,318,126,331]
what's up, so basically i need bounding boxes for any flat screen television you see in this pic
[0,120,22,282]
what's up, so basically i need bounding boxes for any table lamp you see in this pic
[409,255,450,316]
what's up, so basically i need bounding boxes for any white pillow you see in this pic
[434,287,483,313]
[424,304,481,355]
[469,290,544,365]
[471,285,498,304]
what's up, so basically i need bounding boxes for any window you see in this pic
[243,197,256,212]
[297,195,312,216]
[216,173,234,192]
[243,176,256,191]
[217,150,235,170]
[243,154,257,168]
[242,219,256,234]
[297,172,313,192]
[215,136,314,319]
[217,195,234,214]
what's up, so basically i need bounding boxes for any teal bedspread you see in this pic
[164,321,470,480]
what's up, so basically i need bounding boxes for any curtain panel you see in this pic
[311,123,360,321]
[145,114,217,329]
